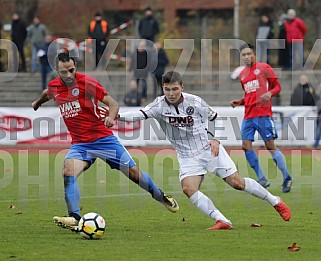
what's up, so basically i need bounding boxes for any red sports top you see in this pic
[47,73,113,144]
[239,62,281,119]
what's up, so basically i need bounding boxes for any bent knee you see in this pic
[225,173,245,190]
[63,159,89,176]
[182,186,198,197]
[63,166,74,176]
[233,181,245,190]
[242,145,250,152]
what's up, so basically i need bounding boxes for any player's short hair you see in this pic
[162,71,182,85]
[239,43,255,52]
[144,6,152,12]
[55,49,76,67]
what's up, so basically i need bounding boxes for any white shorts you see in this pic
[178,144,237,182]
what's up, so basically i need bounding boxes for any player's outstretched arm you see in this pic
[118,110,146,122]
[32,89,51,111]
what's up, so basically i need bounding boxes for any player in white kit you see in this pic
[118,71,291,230]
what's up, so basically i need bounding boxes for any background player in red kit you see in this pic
[231,43,292,193]
[32,51,179,229]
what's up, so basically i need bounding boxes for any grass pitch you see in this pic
[0,148,320,260]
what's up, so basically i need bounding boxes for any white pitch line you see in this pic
[2,181,321,203]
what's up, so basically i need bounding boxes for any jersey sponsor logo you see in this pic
[0,115,32,131]
[169,116,194,127]
[59,100,82,118]
[254,69,260,75]
[244,79,259,93]
[186,106,194,115]
[72,88,79,96]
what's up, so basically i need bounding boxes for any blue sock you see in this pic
[139,172,163,201]
[245,150,266,180]
[64,176,81,217]
[272,150,291,181]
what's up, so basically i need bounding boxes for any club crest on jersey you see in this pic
[186,106,194,115]
[72,88,79,96]
[254,69,260,75]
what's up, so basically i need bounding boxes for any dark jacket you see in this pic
[11,19,27,44]
[38,41,58,67]
[316,94,321,116]
[129,48,157,79]
[278,19,289,68]
[152,48,169,77]
[291,83,317,106]
[256,19,274,40]
[88,20,109,41]
[123,90,142,106]
[138,16,159,41]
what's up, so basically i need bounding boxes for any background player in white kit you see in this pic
[118,71,291,230]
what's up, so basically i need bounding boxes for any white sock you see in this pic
[243,178,280,206]
[189,190,232,224]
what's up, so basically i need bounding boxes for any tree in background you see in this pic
[14,0,38,25]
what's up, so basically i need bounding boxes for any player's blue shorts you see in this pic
[241,116,278,142]
[65,135,136,170]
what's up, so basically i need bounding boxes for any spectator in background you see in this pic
[129,39,156,103]
[256,15,274,64]
[121,46,132,71]
[312,83,321,149]
[138,7,159,46]
[277,13,289,69]
[88,12,109,68]
[27,16,47,73]
[284,9,307,70]
[38,35,58,90]
[152,42,169,98]
[11,12,27,72]
[0,20,2,71]
[290,74,316,106]
[123,79,142,106]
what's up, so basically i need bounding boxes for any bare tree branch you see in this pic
[15,0,39,25]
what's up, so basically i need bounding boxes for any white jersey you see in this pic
[140,93,218,158]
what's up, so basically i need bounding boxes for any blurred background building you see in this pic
[0,0,320,69]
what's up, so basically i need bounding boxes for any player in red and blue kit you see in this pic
[32,51,179,229]
[231,43,292,193]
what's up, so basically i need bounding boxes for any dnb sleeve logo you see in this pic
[0,116,32,131]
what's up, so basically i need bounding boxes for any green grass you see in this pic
[0,149,320,260]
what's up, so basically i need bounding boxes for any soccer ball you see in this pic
[78,212,106,239]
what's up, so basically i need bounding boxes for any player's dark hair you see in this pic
[145,6,152,12]
[55,49,76,67]
[162,71,182,85]
[239,43,255,52]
